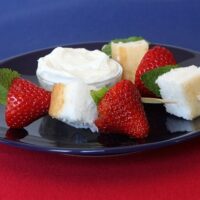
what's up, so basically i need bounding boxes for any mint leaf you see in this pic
[0,84,8,105]
[0,68,20,105]
[112,36,144,43]
[101,44,112,56]
[141,65,178,97]
[0,68,20,89]
[102,36,144,56]
[91,87,109,104]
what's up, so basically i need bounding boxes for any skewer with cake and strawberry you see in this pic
[1,36,199,140]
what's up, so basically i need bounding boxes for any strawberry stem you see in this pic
[90,87,109,104]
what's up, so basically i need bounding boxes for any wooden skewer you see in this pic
[142,94,200,104]
[141,97,176,104]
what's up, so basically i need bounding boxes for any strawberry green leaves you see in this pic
[0,68,20,105]
[102,36,144,56]
[91,87,109,104]
[141,65,178,97]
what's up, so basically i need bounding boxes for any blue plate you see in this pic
[0,42,200,156]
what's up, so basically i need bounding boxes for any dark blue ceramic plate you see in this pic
[0,42,200,156]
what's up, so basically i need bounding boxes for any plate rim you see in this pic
[0,129,200,156]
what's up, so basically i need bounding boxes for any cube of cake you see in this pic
[111,39,149,82]
[166,117,200,133]
[49,79,98,132]
[156,65,200,120]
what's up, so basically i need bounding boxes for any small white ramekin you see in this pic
[37,63,122,91]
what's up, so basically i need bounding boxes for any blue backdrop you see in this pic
[0,0,199,60]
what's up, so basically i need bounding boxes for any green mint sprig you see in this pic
[90,87,109,105]
[102,36,144,56]
[141,65,178,97]
[0,68,20,105]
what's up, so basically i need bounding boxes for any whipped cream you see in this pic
[37,47,122,91]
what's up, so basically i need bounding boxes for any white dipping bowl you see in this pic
[37,65,122,91]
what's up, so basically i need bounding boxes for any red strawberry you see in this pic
[95,80,149,139]
[5,78,51,128]
[135,45,176,97]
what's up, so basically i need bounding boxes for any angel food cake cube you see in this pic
[49,79,98,132]
[156,65,200,120]
[111,39,149,82]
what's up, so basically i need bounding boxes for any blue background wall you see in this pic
[0,0,199,60]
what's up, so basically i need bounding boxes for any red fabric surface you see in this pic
[0,138,200,200]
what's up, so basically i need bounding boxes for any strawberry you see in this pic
[95,80,149,139]
[135,45,176,97]
[5,78,51,128]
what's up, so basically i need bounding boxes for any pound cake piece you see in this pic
[156,65,200,120]
[111,39,149,82]
[49,79,98,132]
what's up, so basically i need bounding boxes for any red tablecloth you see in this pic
[0,137,200,200]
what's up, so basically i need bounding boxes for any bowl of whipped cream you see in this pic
[36,47,122,91]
